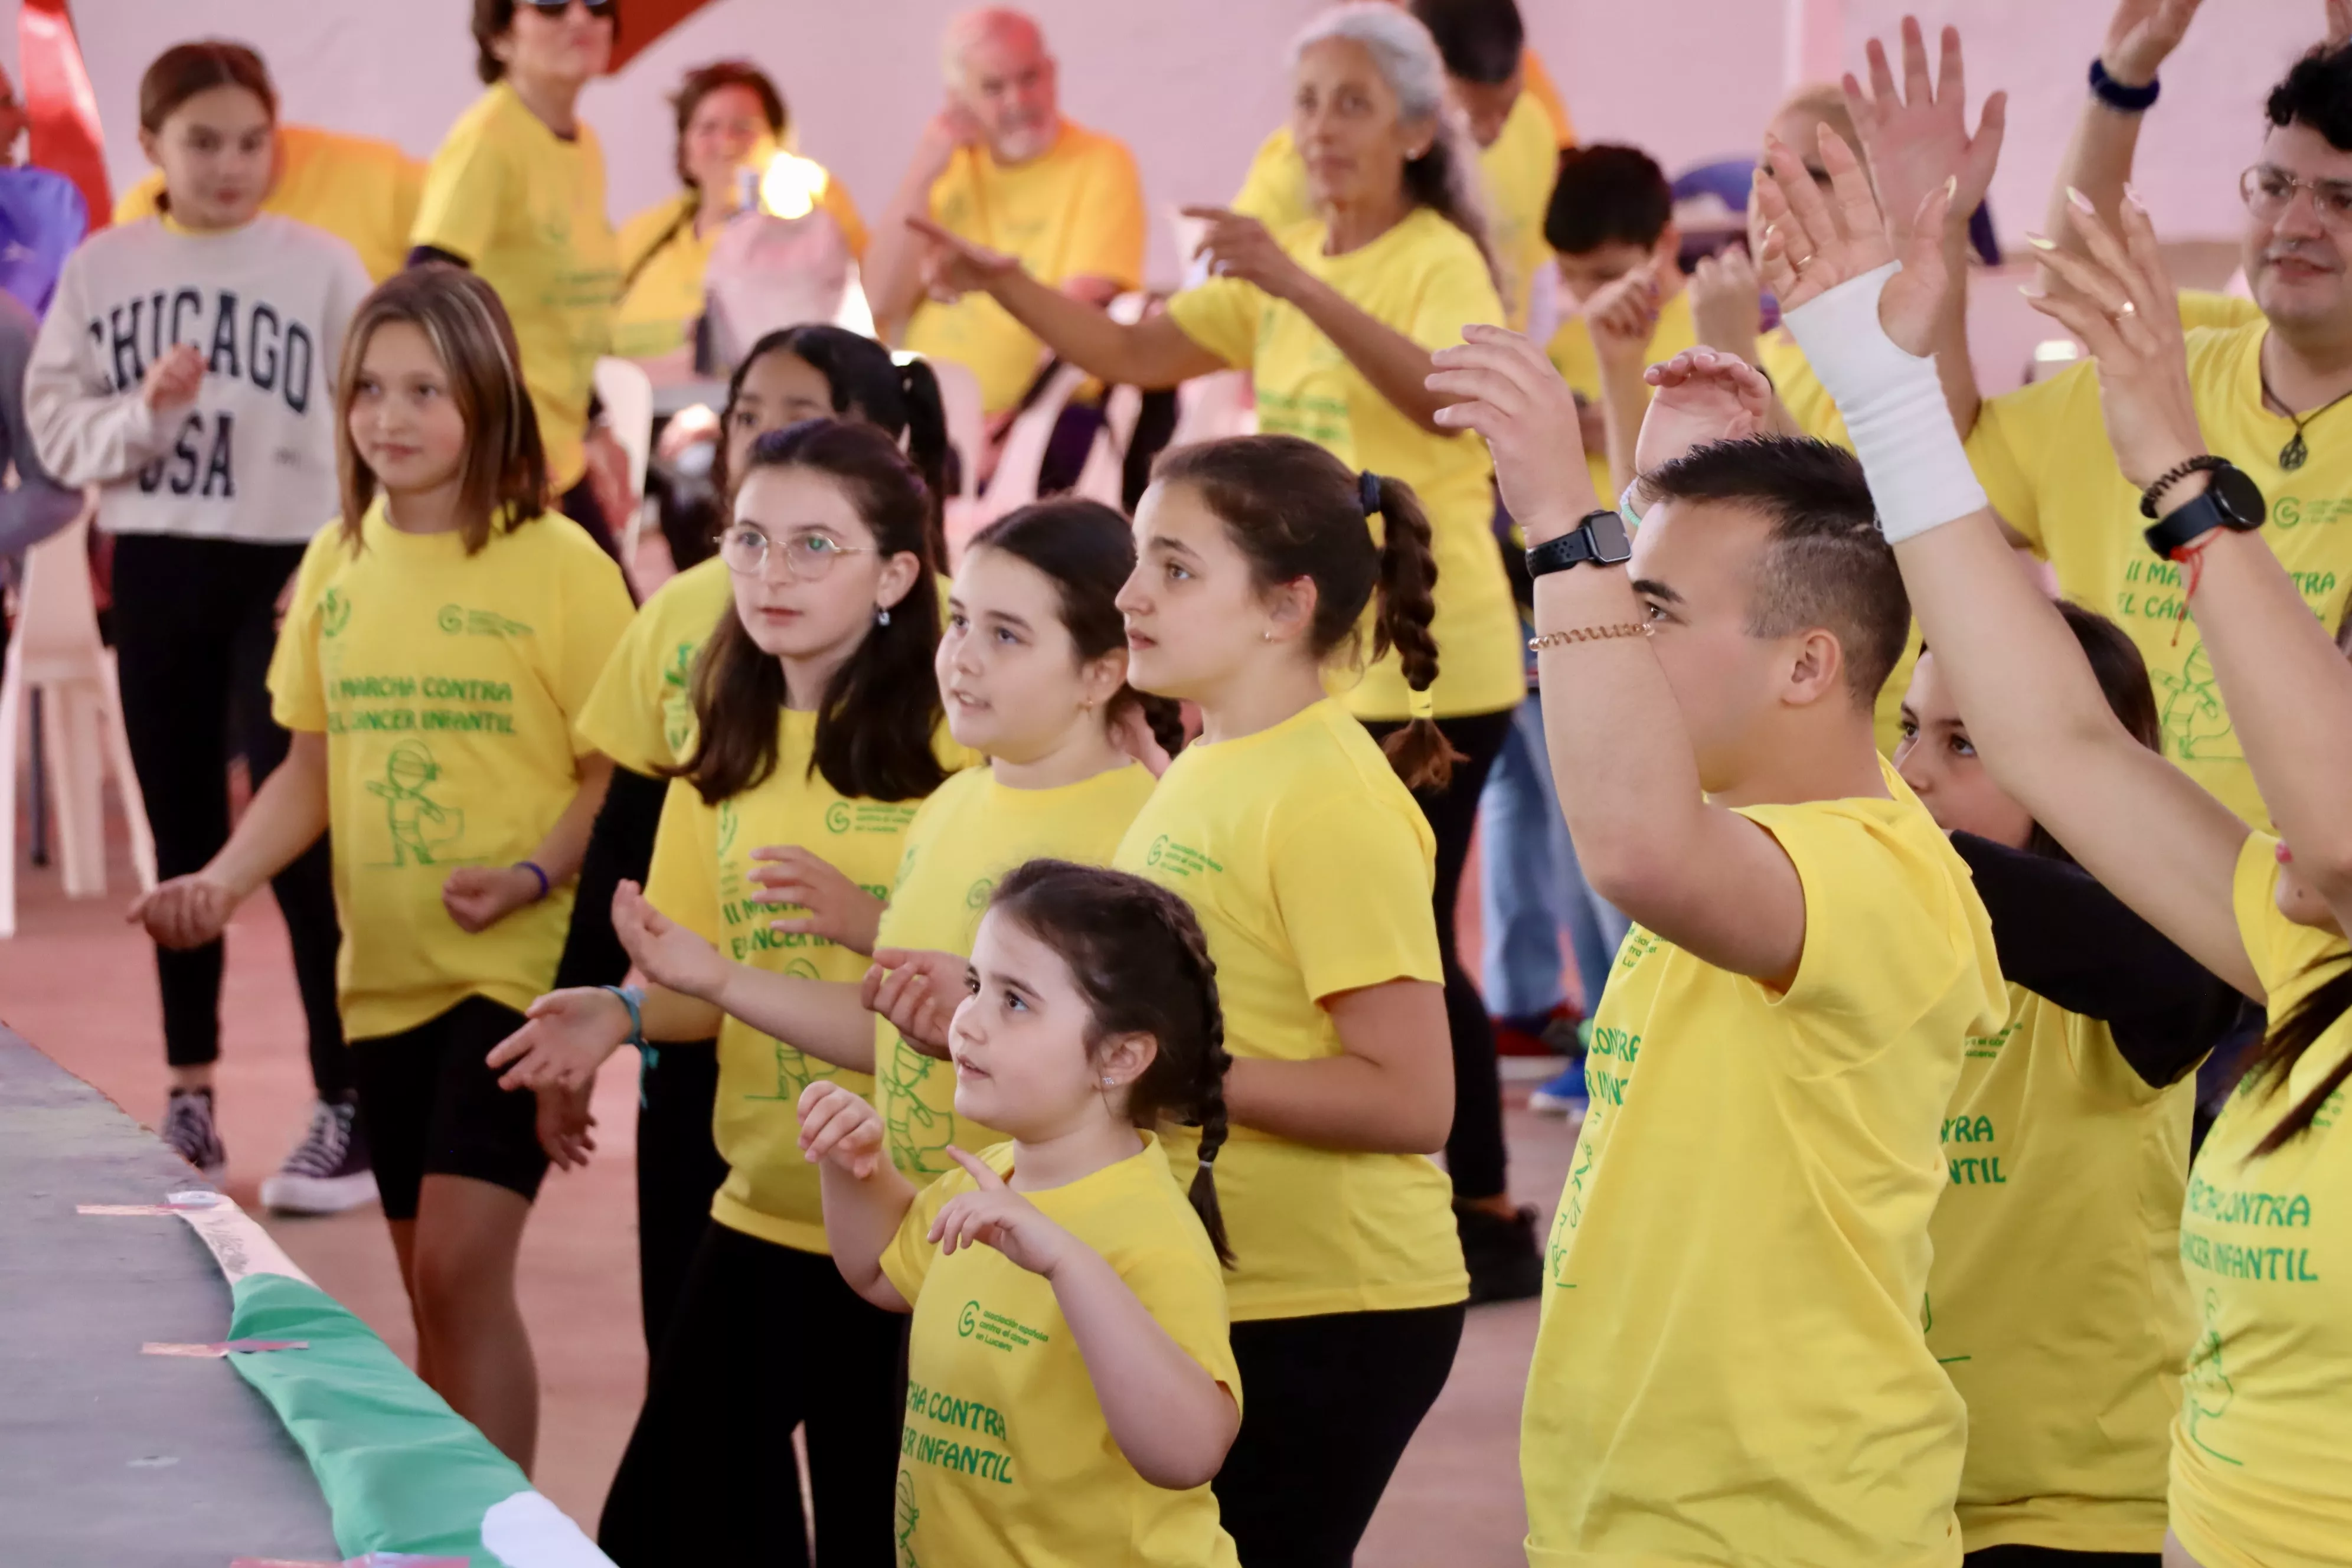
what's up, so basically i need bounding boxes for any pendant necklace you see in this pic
[2260,365,2352,471]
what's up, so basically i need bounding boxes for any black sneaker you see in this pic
[1458,1202,1544,1304]
[259,1096,377,1215]
[161,1087,226,1181]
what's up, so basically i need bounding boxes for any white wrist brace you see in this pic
[1781,262,1987,543]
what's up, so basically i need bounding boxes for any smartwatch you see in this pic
[2142,459,2266,558]
[1527,509,1634,578]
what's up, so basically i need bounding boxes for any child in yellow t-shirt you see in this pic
[132,266,635,1469]
[485,417,955,1560]
[802,859,1241,1568]
[1110,435,1468,1564]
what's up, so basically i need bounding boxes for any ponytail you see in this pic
[897,356,953,570]
[1364,471,1461,790]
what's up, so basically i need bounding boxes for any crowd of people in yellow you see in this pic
[14,0,2352,1562]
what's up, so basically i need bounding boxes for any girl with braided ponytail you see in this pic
[1110,432,1466,1566]
[803,859,1243,1568]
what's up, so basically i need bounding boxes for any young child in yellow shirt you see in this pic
[131,264,636,1469]
[802,858,1242,1568]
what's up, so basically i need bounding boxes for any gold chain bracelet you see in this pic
[1528,623,1652,652]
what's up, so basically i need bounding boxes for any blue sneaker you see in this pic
[1528,1060,1588,1117]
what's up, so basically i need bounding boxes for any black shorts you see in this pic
[349,995,548,1221]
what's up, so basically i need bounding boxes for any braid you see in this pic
[1369,474,1464,790]
[1153,895,1234,1268]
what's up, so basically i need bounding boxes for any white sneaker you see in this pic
[259,1097,378,1215]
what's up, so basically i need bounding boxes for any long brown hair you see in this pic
[990,860,1234,1266]
[335,266,548,554]
[968,499,1187,760]
[1151,435,1455,788]
[139,41,277,135]
[675,419,946,805]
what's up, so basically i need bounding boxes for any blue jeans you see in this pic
[1478,693,1629,1017]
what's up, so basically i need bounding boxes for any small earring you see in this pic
[1260,628,1273,642]
[1102,1075,1116,1087]
[877,607,891,627]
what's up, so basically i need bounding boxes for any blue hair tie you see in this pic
[1358,470,1384,518]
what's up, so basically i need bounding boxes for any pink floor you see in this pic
[1,792,1582,1564]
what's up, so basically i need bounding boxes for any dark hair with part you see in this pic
[2266,40,2352,152]
[140,40,277,136]
[1635,436,1907,710]
[2242,957,2352,1155]
[989,860,1234,1266]
[713,327,952,567]
[472,0,616,85]
[968,499,1187,761]
[1546,143,1672,256]
[676,419,946,805]
[1408,0,1524,85]
[336,266,547,554]
[1152,435,1458,789]
[671,59,786,188]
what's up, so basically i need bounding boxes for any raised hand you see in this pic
[612,880,729,1002]
[750,844,886,954]
[2099,0,2204,89]
[1584,266,1664,377]
[1843,18,2007,243]
[441,864,541,935]
[862,946,968,1060]
[927,1146,1079,1277]
[798,1079,886,1178]
[1689,244,1763,359]
[1430,325,1599,545]
[535,1079,599,1171]
[140,343,204,414]
[906,215,1021,303]
[1752,125,1956,354]
[129,873,240,951]
[1181,206,1308,299]
[1635,349,1776,476]
[2023,197,2206,490]
[485,987,632,1094]
[2331,0,2351,50]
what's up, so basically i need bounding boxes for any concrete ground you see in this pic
[1,795,1583,1565]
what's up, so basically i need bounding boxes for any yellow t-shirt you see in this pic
[879,1134,1242,1568]
[1113,698,1466,1319]
[1968,316,2352,829]
[1230,94,1557,335]
[573,554,732,774]
[1925,984,2194,1554]
[1521,765,2005,1567]
[1167,208,1521,720]
[901,120,1145,415]
[2168,834,2352,1568]
[873,761,1158,1177]
[116,124,423,285]
[644,718,962,1250]
[1546,285,1699,503]
[412,83,622,492]
[267,502,635,1040]
[610,175,869,361]
[1522,49,1577,148]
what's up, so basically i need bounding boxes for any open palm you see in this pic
[1753,123,1954,357]
[1636,349,1775,475]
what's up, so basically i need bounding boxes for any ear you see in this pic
[1262,574,1321,647]
[1782,626,1848,710]
[876,550,925,613]
[1096,1030,1159,1092]
[1076,644,1129,711]
[137,127,161,167]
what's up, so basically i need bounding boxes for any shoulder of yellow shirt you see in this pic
[115,122,420,226]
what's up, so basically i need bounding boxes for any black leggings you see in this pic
[1367,710,1515,1200]
[1214,1303,1465,1567]
[111,534,345,1099]
[553,765,729,1357]
[598,1222,903,1568]
[1966,1549,2158,1566]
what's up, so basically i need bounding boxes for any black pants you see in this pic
[1967,1548,2158,1567]
[1215,1304,1465,1567]
[1367,710,1515,1200]
[599,1222,903,1568]
[112,534,346,1099]
[552,766,729,1356]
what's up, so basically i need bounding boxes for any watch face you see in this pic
[2212,465,2269,530]
[1586,509,1633,564]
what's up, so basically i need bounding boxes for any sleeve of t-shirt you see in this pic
[410,117,504,266]
[1060,139,1146,290]
[1229,128,1299,225]
[1271,796,1442,1001]
[572,607,670,773]
[2230,832,2347,1002]
[266,527,338,733]
[1164,276,1261,371]
[1965,368,2088,555]
[318,239,375,404]
[1116,1237,1242,1407]
[550,535,639,750]
[643,779,722,943]
[1740,802,1987,1068]
[878,1157,994,1304]
[1402,230,1507,351]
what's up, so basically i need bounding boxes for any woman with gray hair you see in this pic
[912,0,1535,1366]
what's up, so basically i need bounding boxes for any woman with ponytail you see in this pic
[1110,433,1464,1566]
[490,418,961,1566]
[910,0,1533,1297]
[802,858,1243,1568]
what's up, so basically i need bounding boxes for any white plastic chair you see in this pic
[926,355,985,502]
[593,357,656,563]
[969,359,1091,532]
[0,502,157,936]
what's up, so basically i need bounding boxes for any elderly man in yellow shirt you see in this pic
[1232,0,1561,332]
[865,6,1145,441]
[118,121,423,285]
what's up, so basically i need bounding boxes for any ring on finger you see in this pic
[2116,299,2138,318]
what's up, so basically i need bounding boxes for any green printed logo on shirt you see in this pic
[437,603,534,638]
[321,587,352,639]
[1144,835,1224,878]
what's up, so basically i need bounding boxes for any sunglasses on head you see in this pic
[519,0,617,19]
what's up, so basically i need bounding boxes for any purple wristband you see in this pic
[515,860,551,902]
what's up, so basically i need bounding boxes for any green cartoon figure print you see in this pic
[744,959,843,1102]
[2182,1286,2241,1465]
[660,638,698,759]
[2156,643,2236,760]
[367,740,465,865]
[894,1469,922,1568]
[883,1043,956,1174]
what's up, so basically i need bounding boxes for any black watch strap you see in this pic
[1527,509,1633,577]
[2142,460,2268,557]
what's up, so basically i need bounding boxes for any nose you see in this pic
[1113,568,1148,616]
[1893,744,1930,795]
